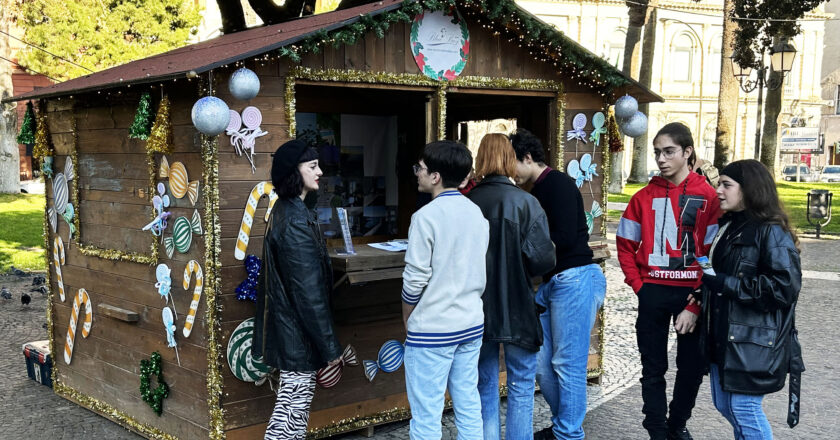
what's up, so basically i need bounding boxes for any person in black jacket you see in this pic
[700,159,804,440]
[466,134,555,440]
[253,139,343,440]
[510,129,606,440]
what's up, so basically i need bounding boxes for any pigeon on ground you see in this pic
[30,286,48,295]
[10,266,26,276]
[1,287,11,300]
[21,292,31,306]
[32,276,45,286]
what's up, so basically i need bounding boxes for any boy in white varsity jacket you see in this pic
[402,140,489,440]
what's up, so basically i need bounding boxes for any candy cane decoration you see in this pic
[182,260,203,338]
[64,288,92,364]
[53,237,66,302]
[234,181,278,260]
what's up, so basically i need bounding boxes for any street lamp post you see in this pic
[731,40,797,160]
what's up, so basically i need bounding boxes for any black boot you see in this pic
[533,426,554,440]
[667,426,693,440]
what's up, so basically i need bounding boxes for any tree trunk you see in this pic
[760,68,783,177]
[714,0,739,169]
[0,5,21,194]
[629,7,657,183]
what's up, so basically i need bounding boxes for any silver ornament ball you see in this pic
[614,94,639,121]
[621,111,648,138]
[191,97,231,136]
[228,67,260,101]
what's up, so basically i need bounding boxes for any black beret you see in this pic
[271,140,308,182]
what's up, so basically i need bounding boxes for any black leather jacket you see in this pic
[467,175,556,351]
[701,216,804,395]
[253,197,342,372]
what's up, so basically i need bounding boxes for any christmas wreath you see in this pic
[139,351,170,416]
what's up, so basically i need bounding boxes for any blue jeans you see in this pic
[709,364,773,440]
[477,342,537,440]
[405,338,483,440]
[535,264,606,440]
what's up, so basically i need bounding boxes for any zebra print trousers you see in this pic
[265,371,317,440]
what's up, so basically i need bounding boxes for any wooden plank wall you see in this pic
[46,87,212,438]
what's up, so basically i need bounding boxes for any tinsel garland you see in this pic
[437,86,447,139]
[554,90,565,170]
[146,94,173,155]
[275,0,628,96]
[129,92,154,140]
[139,351,170,416]
[17,101,36,144]
[33,101,54,161]
[607,108,623,153]
[199,73,226,440]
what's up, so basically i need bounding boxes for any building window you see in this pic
[604,29,626,68]
[708,35,722,84]
[672,34,694,82]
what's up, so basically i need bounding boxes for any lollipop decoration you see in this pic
[162,307,181,366]
[228,67,261,101]
[163,210,203,258]
[585,200,604,235]
[363,340,405,382]
[159,156,200,206]
[589,112,607,147]
[226,106,268,174]
[142,183,171,238]
[316,345,359,388]
[235,181,278,260]
[235,255,261,302]
[182,260,203,338]
[566,153,598,189]
[155,264,177,319]
[227,318,273,383]
[48,159,76,241]
[566,113,588,146]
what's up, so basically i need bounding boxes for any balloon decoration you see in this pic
[142,183,172,238]
[614,94,638,121]
[191,96,230,136]
[235,181,278,260]
[48,159,76,241]
[363,340,405,382]
[162,307,181,366]
[226,106,268,174]
[227,318,273,383]
[159,156,200,206]
[163,210,203,258]
[139,351,169,416]
[621,111,649,138]
[315,345,359,388]
[228,67,261,101]
[235,255,261,302]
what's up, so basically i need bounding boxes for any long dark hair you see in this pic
[272,147,319,199]
[729,159,800,249]
[653,122,696,169]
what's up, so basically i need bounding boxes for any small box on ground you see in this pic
[22,340,53,388]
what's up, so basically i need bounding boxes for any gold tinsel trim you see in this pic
[199,74,226,440]
[33,101,54,161]
[147,94,173,155]
[76,243,157,265]
[437,85,447,140]
[285,75,296,138]
[554,89,565,169]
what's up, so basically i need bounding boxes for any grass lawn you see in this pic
[0,193,46,272]
[608,181,840,235]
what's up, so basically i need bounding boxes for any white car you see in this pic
[820,165,840,183]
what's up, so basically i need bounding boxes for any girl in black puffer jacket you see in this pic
[700,159,804,440]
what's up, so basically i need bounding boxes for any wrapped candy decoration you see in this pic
[614,94,638,121]
[363,340,405,382]
[621,111,649,138]
[235,255,261,302]
[315,345,359,388]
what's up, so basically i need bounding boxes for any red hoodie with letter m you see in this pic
[617,172,721,314]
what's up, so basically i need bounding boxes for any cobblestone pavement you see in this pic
[1,230,837,439]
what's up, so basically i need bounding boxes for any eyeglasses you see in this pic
[412,164,428,174]
[653,148,681,160]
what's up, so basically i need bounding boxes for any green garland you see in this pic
[139,351,169,416]
[129,92,154,140]
[17,101,36,145]
[275,0,629,97]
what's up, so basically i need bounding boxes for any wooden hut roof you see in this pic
[7,0,662,103]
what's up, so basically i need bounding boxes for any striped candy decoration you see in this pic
[363,340,405,382]
[163,210,203,258]
[181,260,203,338]
[53,237,66,302]
[53,173,68,214]
[234,181,278,260]
[64,288,92,364]
[315,345,359,388]
[159,156,200,206]
[227,318,272,382]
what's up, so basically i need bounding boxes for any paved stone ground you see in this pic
[1,229,836,439]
